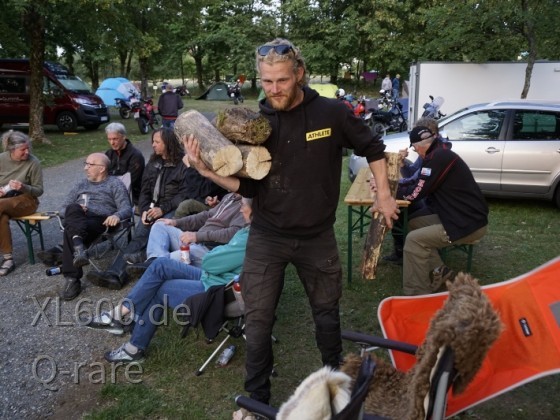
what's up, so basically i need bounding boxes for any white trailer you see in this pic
[408,61,560,124]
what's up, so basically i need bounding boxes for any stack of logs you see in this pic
[174,108,272,180]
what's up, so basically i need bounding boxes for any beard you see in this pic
[267,85,301,111]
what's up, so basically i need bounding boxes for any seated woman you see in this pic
[85,197,252,363]
[0,130,44,276]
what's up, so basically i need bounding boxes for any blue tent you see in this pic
[95,77,140,106]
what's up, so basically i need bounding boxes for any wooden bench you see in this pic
[344,167,410,284]
[12,212,57,264]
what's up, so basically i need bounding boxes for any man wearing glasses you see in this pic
[49,153,132,300]
[401,126,488,295]
[184,38,399,406]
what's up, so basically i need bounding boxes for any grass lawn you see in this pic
[8,98,559,419]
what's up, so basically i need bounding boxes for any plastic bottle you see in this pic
[145,202,155,223]
[180,243,191,264]
[45,267,61,276]
[216,345,236,366]
[232,275,245,312]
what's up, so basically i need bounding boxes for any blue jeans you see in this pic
[146,222,210,267]
[162,119,176,129]
[122,258,204,350]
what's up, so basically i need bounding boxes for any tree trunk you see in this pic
[24,3,49,144]
[235,145,271,180]
[520,0,537,99]
[360,152,401,280]
[175,110,243,176]
[214,108,271,144]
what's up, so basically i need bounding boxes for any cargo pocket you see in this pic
[305,254,343,306]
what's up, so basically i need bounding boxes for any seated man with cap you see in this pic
[400,125,488,295]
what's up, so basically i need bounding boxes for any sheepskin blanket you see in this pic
[276,366,353,420]
[341,273,503,420]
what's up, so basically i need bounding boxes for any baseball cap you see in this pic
[409,126,434,147]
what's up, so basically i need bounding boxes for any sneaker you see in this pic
[104,343,145,363]
[84,311,126,335]
[72,245,89,268]
[60,277,81,301]
[86,270,123,290]
[430,265,457,293]
[124,251,146,265]
[382,252,403,265]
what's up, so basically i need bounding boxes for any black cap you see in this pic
[409,126,434,147]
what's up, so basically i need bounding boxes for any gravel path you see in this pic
[0,139,154,419]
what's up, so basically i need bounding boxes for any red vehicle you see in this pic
[0,59,109,131]
[131,96,161,134]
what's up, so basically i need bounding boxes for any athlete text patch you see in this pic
[306,128,331,141]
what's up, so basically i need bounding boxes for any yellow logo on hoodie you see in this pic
[306,128,331,141]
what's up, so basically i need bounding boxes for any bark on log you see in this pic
[175,110,242,176]
[214,107,271,144]
[235,145,272,180]
[360,152,402,280]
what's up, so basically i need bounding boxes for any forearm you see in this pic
[369,160,391,199]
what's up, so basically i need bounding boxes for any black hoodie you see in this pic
[237,86,386,238]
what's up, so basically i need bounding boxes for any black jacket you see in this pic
[105,140,145,204]
[157,91,183,118]
[138,157,190,215]
[403,139,488,241]
[237,86,386,238]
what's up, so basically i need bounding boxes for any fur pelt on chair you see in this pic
[341,273,503,420]
[276,366,353,420]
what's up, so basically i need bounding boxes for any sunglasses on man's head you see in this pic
[257,44,294,56]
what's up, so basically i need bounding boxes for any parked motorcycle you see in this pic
[174,84,191,97]
[422,95,446,119]
[114,90,140,119]
[227,81,244,105]
[131,96,161,134]
[370,90,407,136]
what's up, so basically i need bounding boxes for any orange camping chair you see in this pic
[377,256,560,417]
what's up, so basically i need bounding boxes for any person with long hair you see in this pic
[0,130,43,276]
[86,128,190,290]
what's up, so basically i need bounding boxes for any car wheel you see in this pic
[137,117,149,134]
[554,185,560,209]
[119,108,131,119]
[56,111,78,131]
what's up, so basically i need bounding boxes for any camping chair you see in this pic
[178,279,278,376]
[194,280,246,376]
[344,256,560,418]
[48,173,134,272]
[235,355,376,420]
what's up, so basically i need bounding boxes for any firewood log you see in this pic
[214,107,271,144]
[361,152,402,280]
[235,145,272,180]
[175,110,242,176]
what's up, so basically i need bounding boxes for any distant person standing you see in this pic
[157,83,183,129]
[392,74,401,100]
[381,73,392,92]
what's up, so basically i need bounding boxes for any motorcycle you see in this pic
[422,95,446,119]
[131,96,161,134]
[174,84,191,97]
[227,81,244,105]
[114,90,140,119]
[369,90,407,136]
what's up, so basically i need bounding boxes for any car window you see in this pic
[443,110,507,141]
[512,110,560,140]
[0,76,26,94]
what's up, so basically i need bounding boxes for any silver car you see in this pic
[348,100,560,208]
